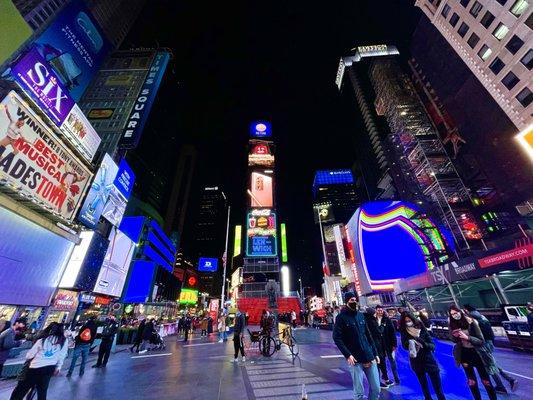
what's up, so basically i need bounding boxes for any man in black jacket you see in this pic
[233,309,246,362]
[333,292,381,400]
[367,305,400,387]
[93,315,119,368]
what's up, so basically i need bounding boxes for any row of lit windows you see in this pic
[441,0,532,107]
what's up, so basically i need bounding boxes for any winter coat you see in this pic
[367,315,397,355]
[142,321,155,341]
[0,328,22,364]
[234,313,246,335]
[400,326,439,374]
[75,320,97,346]
[134,321,145,344]
[100,320,119,343]
[332,307,378,363]
[469,311,494,342]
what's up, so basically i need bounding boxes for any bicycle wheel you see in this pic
[288,335,299,357]
[259,336,276,357]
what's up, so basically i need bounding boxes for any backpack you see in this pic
[79,328,92,342]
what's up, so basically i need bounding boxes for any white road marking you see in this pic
[505,371,533,381]
[131,353,172,359]
[320,355,345,359]
[183,342,216,347]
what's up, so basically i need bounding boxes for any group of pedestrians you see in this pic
[333,291,518,400]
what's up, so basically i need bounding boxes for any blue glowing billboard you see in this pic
[198,257,218,272]
[250,121,272,138]
[33,0,111,101]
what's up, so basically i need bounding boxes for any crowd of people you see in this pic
[333,291,522,400]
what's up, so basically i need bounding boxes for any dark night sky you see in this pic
[124,1,421,291]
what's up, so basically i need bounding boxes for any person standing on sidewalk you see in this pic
[291,310,297,329]
[399,312,446,400]
[0,318,27,378]
[463,304,517,393]
[233,310,246,362]
[333,292,381,400]
[130,320,145,353]
[10,322,68,400]
[182,314,192,343]
[367,305,400,387]
[66,317,97,378]
[93,315,119,368]
[218,313,227,343]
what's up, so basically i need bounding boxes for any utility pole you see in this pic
[220,205,231,311]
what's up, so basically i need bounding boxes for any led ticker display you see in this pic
[179,288,198,305]
[246,209,277,257]
[346,201,450,293]
[250,121,272,138]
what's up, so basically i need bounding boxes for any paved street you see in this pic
[1,328,532,400]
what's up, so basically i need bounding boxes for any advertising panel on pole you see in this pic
[246,208,277,257]
[249,171,273,207]
[119,51,170,149]
[0,91,92,220]
[77,154,118,228]
[33,0,111,101]
[0,0,32,66]
[11,47,75,126]
[93,227,135,297]
[101,159,135,226]
[248,140,274,167]
[250,121,272,138]
[198,257,218,272]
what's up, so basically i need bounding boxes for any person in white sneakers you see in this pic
[10,322,68,400]
[233,309,246,363]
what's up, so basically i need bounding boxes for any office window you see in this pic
[470,1,483,17]
[480,11,495,28]
[460,0,470,7]
[526,12,533,29]
[516,87,533,107]
[450,13,460,27]
[493,23,509,40]
[467,32,480,48]
[489,57,506,74]
[520,49,533,69]
[502,71,520,89]
[441,4,451,17]
[478,45,492,60]
[496,0,508,4]
[506,35,524,54]
[510,0,529,17]
[458,22,470,37]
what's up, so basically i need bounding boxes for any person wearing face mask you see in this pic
[400,312,446,400]
[449,305,497,400]
[333,292,380,400]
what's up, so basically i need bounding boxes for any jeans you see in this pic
[348,361,380,400]
[67,344,90,376]
[415,370,446,400]
[219,331,227,341]
[377,350,399,382]
[10,365,55,400]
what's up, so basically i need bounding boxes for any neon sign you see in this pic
[179,288,198,305]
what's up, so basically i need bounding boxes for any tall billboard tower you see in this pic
[239,122,281,305]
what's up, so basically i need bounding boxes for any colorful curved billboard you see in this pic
[346,201,450,293]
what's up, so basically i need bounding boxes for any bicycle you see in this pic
[258,326,299,358]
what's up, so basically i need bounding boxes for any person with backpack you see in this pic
[66,317,97,378]
[92,315,119,368]
[10,322,68,400]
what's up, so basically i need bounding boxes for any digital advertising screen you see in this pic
[248,141,274,167]
[250,172,273,207]
[246,209,277,257]
[33,0,111,101]
[0,0,32,65]
[93,228,135,297]
[250,121,272,138]
[77,154,118,228]
[101,159,135,226]
[179,288,198,305]
[122,260,156,304]
[198,257,218,272]
[0,91,92,220]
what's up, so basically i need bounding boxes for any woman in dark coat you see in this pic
[130,320,145,353]
[400,312,446,400]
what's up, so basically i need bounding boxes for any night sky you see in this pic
[124,1,421,291]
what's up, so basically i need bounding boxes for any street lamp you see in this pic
[298,277,304,301]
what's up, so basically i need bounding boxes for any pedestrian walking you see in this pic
[366,305,400,387]
[10,322,68,400]
[207,316,213,336]
[200,317,208,337]
[130,320,145,353]
[333,292,381,400]
[0,318,27,377]
[233,309,246,362]
[449,305,497,400]
[93,315,119,368]
[463,304,517,393]
[399,312,446,400]
[260,310,274,335]
[66,317,97,377]
[291,310,297,329]
[326,308,334,330]
[218,313,227,342]
[182,314,192,342]
[140,319,155,352]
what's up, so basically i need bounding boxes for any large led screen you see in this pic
[198,257,218,272]
[93,228,135,297]
[0,206,74,306]
[246,209,277,257]
[248,141,274,167]
[101,159,135,226]
[250,172,273,207]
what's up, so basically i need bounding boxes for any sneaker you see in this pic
[139,350,147,354]
[218,339,223,343]
[242,356,246,362]
[380,382,389,388]
[385,380,394,386]
[510,379,518,392]
[233,358,238,363]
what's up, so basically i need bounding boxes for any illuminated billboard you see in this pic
[94,228,135,297]
[0,91,92,220]
[346,201,449,293]
[198,257,218,272]
[101,159,135,226]
[0,0,32,66]
[233,225,242,257]
[516,124,533,162]
[249,172,273,207]
[313,202,335,224]
[246,209,277,257]
[281,223,288,263]
[179,288,198,305]
[248,140,274,167]
[250,121,272,138]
